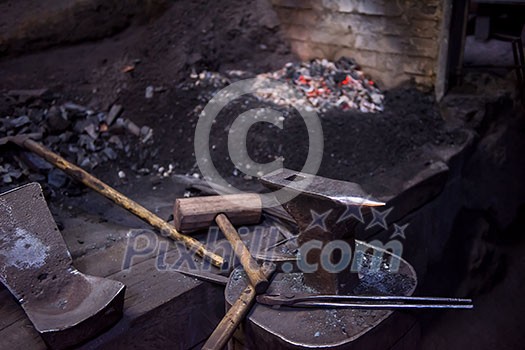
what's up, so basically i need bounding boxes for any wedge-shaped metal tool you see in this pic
[0,183,125,349]
[261,168,385,294]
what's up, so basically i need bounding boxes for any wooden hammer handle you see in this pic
[215,213,268,294]
[202,263,275,350]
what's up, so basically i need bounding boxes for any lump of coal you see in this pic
[47,168,68,188]
[46,106,70,132]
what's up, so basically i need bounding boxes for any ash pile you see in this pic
[188,57,385,113]
[0,89,153,187]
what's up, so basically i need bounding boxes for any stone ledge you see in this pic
[403,57,436,76]
[354,34,407,55]
[281,24,311,42]
[407,37,439,58]
[271,0,313,9]
[322,0,404,17]
[275,8,319,26]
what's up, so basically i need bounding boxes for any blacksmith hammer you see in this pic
[261,168,385,294]
[173,193,274,350]
[0,183,125,349]
[173,193,268,293]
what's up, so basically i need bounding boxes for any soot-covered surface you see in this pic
[0,0,465,200]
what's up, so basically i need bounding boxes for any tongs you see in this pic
[256,293,473,310]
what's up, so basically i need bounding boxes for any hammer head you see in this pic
[173,193,262,232]
[0,183,125,349]
[261,169,384,294]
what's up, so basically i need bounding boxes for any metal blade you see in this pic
[172,267,229,286]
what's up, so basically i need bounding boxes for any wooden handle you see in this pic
[173,193,261,232]
[17,138,224,268]
[202,263,275,350]
[215,213,268,294]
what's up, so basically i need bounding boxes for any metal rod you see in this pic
[172,267,229,286]
[264,235,298,251]
[291,301,473,310]
[289,294,472,304]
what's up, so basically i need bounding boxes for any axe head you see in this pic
[0,183,125,349]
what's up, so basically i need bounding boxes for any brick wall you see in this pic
[271,0,444,88]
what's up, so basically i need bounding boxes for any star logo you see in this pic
[336,203,364,223]
[390,223,409,239]
[305,209,333,232]
[366,207,393,230]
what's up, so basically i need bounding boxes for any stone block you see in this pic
[321,0,358,12]
[322,7,439,39]
[322,0,403,16]
[310,43,341,59]
[326,12,386,34]
[381,17,439,39]
[403,57,436,75]
[290,40,316,60]
[409,19,440,39]
[356,0,403,16]
[412,74,435,86]
[334,48,378,68]
[378,53,406,71]
[271,0,313,9]
[355,33,406,55]
[275,8,319,26]
[352,15,386,34]
[407,37,439,58]
[310,30,356,47]
[281,24,311,41]
[406,1,442,20]
[375,71,409,89]
[333,47,357,60]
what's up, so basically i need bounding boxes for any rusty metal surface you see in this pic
[225,241,417,349]
[260,169,384,294]
[0,183,125,349]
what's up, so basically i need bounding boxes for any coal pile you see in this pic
[259,57,384,113]
[187,57,384,113]
[0,89,153,187]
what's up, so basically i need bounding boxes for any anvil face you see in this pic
[260,169,384,294]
